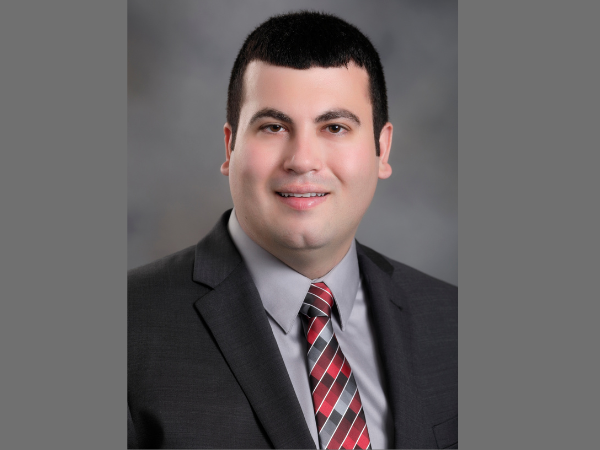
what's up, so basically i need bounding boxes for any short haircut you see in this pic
[226,11,389,156]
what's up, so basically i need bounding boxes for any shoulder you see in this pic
[357,242,457,312]
[128,245,197,294]
[127,245,208,314]
[128,211,239,315]
[390,258,457,303]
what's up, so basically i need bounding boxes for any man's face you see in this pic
[221,61,392,262]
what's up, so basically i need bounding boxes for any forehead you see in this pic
[240,61,371,119]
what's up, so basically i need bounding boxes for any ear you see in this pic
[377,122,393,179]
[221,123,234,176]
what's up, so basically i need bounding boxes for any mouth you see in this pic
[275,190,329,210]
[277,192,328,198]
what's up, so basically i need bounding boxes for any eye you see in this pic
[326,124,346,134]
[263,124,285,133]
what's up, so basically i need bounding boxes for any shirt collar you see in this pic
[227,209,360,334]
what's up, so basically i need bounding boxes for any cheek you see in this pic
[331,146,379,191]
[230,145,277,194]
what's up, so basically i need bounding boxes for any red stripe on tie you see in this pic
[355,426,370,449]
[329,413,353,450]
[311,361,326,382]
[309,295,332,315]
[319,397,334,417]
[341,358,352,378]
[342,419,362,449]
[311,340,337,375]
[319,378,344,417]
[348,390,362,413]
[310,283,334,303]
[352,413,365,433]
[307,316,327,346]
[312,383,329,411]
[327,348,344,377]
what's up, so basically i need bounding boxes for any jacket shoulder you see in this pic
[390,257,457,300]
[357,242,457,310]
[128,245,202,306]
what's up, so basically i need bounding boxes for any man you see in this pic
[128,11,457,450]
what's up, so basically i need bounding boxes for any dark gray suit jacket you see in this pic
[128,210,457,449]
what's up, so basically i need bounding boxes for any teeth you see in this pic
[279,193,326,197]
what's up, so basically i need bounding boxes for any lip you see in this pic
[275,184,329,195]
[276,193,328,210]
[275,187,329,210]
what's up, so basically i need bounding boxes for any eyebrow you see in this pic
[249,108,293,126]
[315,109,361,126]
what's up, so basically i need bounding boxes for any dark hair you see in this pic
[226,11,388,156]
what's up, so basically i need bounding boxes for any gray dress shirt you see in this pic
[228,210,393,449]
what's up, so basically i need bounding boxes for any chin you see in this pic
[273,228,329,251]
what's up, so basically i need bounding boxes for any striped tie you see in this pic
[300,282,372,450]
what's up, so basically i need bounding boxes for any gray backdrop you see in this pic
[128,0,457,285]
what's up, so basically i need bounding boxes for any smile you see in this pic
[277,193,328,197]
[275,191,329,211]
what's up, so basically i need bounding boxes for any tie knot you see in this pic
[300,282,334,318]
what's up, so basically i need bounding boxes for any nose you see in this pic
[282,129,323,174]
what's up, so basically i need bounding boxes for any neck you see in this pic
[270,244,352,280]
[233,211,355,280]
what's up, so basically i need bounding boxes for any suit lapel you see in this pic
[193,212,315,449]
[357,243,423,449]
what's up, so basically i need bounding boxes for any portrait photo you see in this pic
[128,1,457,448]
